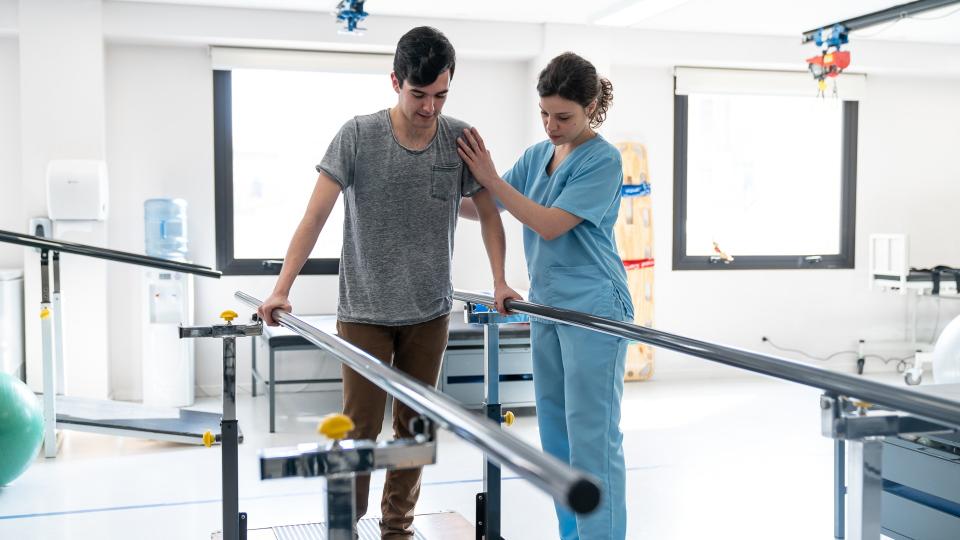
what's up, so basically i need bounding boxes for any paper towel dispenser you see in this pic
[46,160,109,221]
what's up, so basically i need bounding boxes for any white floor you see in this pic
[0,373,904,539]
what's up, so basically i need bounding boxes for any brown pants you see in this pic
[336,314,450,539]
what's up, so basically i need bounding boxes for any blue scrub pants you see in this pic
[532,321,628,540]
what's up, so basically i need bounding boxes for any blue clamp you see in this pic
[464,302,529,325]
[814,24,848,49]
[335,0,368,33]
[621,182,651,198]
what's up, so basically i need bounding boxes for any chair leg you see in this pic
[269,349,276,433]
[251,337,258,397]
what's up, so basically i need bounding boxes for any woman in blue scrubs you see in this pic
[457,52,633,540]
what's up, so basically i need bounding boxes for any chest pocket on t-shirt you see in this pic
[431,163,461,201]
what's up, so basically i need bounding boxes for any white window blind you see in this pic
[675,67,866,100]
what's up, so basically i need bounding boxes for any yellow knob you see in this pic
[502,410,515,427]
[852,400,872,410]
[220,310,238,323]
[202,430,215,448]
[40,307,51,320]
[318,413,355,441]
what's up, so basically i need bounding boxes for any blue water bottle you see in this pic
[144,198,189,261]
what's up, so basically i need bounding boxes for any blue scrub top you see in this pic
[502,134,634,323]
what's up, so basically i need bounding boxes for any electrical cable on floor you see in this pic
[762,336,914,372]
[913,5,960,20]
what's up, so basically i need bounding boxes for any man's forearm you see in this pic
[475,191,508,285]
[480,217,507,284]
[271,173,342,297]
[272,219,322,296]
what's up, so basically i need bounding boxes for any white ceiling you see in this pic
[114,0,960,44]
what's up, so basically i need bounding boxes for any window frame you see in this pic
[672,94,859,271]
[213,68,339,276]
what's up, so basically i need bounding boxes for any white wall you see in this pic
[105,44,322,399]
[859,76,960,268]
[446,59,532,291]
[604,66,960,377]
[103,1,543,62]
[0,37,20,269]
[105,44,212,399]
[0,0,15,36]
[18,0,113,400]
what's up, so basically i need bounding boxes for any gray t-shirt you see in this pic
[317,109,481,326]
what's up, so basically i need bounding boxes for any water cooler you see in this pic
[0,269,24,380]
[141,199,195,407]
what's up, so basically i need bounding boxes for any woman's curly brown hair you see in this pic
[537,52,613,129]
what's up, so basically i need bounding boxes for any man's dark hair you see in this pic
[393,26,456,87]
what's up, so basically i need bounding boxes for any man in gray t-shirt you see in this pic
[317,107,480,325]
[257,27,521,537]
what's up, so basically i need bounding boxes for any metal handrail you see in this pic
[234,291,601,514]
[0,228,221,278]
[454,290,960,431]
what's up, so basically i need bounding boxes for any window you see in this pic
[673,68,860,270]
[214,50,395,275]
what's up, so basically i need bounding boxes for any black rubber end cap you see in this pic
[568,478,601,514]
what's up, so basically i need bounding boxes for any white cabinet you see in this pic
[0,269,24,379]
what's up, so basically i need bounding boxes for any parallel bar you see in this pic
[0,228,221,278]
[252,376,342,386]
[223,338,237,425]
[327,476,357,540]
[482,325,501,540]
[234,291,601,514]
[847,440,883,539]
[835,440,846,539]
[39,250,57,458]
[801,0,960,43]
[52,253,65,396]
[222,419,241,540]
[259,438,437,480]
[454,291,960,431]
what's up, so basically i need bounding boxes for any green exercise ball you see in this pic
[0,372,44,486]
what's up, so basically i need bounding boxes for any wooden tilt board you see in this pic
[614,142,654,381]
